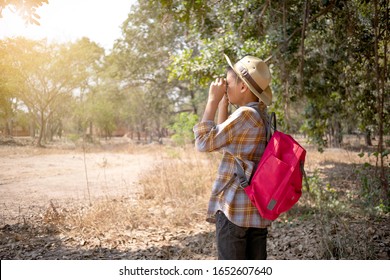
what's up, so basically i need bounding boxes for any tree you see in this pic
[0,40,19,136]
[3,39,72,146]
[110,0,186,142]
[2,38,105,146]
[0,0,48,25]
[66,38,106,141]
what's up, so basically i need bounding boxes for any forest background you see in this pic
[0,0,389,260]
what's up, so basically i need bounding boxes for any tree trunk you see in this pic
[335,120,342,147]
[189,90,197,115]
[364,129,372,146]
[4,119,11,137]
[89,121,93,140]
[36,112,45,147]
[137,129,141,141]
[29,117,35,138]
[373,0,388,203]
[58,121,63,139]
[282,0,291,131]
[299,0,310,95]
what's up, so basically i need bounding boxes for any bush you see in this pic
[169,112,198,146]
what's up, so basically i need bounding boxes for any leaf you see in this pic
[29,17,40,26]
[32,13,41,20]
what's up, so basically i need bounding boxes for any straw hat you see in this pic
[224,54,272,106]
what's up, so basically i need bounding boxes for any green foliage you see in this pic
[109,0,185,140]
[169,112,198,146]
[90,93,117,138]
[307,170,343,212]
[159,0,388,151]
[356,152,390,213]
[168,33,273,89]
[67,133,80,143]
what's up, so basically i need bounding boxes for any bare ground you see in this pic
[0,145,153,225]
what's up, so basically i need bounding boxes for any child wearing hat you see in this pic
[193,55,273,260]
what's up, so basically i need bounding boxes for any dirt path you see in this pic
[0,148,154,223]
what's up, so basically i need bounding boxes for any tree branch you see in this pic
[267,0,336,62]
[286,0,336,45]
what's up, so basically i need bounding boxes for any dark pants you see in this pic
[215,211,268,260]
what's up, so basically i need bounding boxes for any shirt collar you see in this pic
[245,102,259,107]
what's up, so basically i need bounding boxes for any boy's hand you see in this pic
[219,94,229,109]
[201,78,226,122]
[208,78,226,104]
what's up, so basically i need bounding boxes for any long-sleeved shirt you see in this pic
[193,102,272,228]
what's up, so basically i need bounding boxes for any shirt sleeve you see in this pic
[193,107,259,153]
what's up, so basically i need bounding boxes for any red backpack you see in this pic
[236,111,307,221]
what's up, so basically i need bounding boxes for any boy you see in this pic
[193,54,273,260]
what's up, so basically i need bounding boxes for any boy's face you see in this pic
[226,70,242,105]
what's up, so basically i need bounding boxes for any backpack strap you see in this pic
[235,105,275,189]
[247,104,274,142]
[301,160,310,191]
[235,159,249,188]
[269,112,276,137]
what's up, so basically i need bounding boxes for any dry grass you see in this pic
[138,146,218,226]
[56,145,219,230]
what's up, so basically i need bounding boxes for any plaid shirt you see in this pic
[193,102,272,228]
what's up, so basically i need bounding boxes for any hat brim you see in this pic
[224,54,272,106]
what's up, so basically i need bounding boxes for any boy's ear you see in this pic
[240,81,249,93]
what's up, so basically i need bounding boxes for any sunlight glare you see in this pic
[0,0,134,50]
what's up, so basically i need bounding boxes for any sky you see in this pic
[0,0,136,50]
